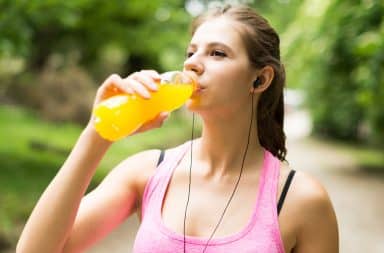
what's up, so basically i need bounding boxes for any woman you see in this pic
[17,5,338,253]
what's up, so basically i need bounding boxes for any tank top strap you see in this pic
[257,150,281,204]
[141,141,191,218]
[251,150,284,252]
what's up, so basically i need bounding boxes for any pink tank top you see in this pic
[133,141,285,253]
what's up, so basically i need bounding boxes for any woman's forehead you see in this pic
[190,17,245,48]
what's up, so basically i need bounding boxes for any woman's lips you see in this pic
[192,86,205,96]
[197,86,205,91]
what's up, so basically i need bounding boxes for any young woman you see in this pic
[17,5,338,253]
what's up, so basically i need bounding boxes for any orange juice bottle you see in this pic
[93,71,196,141]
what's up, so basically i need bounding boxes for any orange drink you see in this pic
[93,71,195,141]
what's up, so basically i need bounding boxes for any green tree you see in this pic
[0,0,192,123]
[0,0,191,75]
[283,0,384,145]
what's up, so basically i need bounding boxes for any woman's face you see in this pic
[184,17,257,115]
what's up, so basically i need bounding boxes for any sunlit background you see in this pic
[0,0,383,252]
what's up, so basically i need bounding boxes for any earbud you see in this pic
[253,77,261,88]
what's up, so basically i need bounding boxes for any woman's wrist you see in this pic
[83,122,113,148]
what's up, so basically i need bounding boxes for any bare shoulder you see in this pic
[279,163,333,213]
[99,149,162,197]
[290,170,334,217]
[61,149,162,251]
[282,167,339,252]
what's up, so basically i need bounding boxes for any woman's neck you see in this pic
[193,111,264,177]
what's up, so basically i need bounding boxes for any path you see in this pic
[87,110,384,253]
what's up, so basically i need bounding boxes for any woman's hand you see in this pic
[89,70,170,138]
[94,70,160,105]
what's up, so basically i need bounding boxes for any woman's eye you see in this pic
[186,51,194,58]
[211,50,226,57]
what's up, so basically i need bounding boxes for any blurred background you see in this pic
[0,0,383,252]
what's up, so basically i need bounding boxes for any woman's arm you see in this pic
[17,126,112,253]
[292,172,339,253]
[17,71,166,253]
[61,147,161,253]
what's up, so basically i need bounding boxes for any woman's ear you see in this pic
[250,66,274,93]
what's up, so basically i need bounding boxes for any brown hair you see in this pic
[191,5,287,161]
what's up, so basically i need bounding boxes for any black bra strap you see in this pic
[277,170,296,215]
[157,150,165,166]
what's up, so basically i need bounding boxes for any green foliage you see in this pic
[283,0,384,144]
[6,63,96,124]
[0,0,191,75]
[250,0,304,33]
[0,104,81,243]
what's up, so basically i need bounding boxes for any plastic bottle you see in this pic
[93,71,196,141]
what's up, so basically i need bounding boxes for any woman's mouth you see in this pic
[192,86,205,96]
[197,86,205,90]
[196,85,206,92]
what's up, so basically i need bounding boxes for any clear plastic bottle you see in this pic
[93,71,196,141]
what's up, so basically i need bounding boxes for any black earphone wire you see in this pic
[183,112,195,253]
[183,94,255,253]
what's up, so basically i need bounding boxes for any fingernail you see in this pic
[142,91,151,99]
[158,112,167,118]
[151,82,158,91]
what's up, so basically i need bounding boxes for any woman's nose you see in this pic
[183,55,204,75]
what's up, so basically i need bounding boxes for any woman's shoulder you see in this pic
[280,163,334,217]
[279,165,338,251]
[116,148,163,178]
[280,164,338,244]
[99,149,162,197]
[279,162,330,203]
[108,141,189,195]
[289,170,333,213]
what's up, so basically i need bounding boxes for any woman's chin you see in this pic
[185,98,201,111]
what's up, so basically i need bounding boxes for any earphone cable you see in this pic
[183,112,195,253]
[201,94,255,253]
[184,94,255,253]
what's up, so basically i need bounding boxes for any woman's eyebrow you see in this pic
[187,42,234,53]
[208,42,232,50]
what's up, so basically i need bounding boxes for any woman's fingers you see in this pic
[123,77,151,99]
[95,74,126,103]
[131,70,160,91]
[133,112,170,134]
[96,70,161,103]
[140,70,161,82]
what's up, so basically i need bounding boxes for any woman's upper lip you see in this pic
[183,72,204,89]
[196,85,206,90]
[194,80,205,90]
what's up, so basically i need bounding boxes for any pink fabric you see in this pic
[133,141,285,253]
